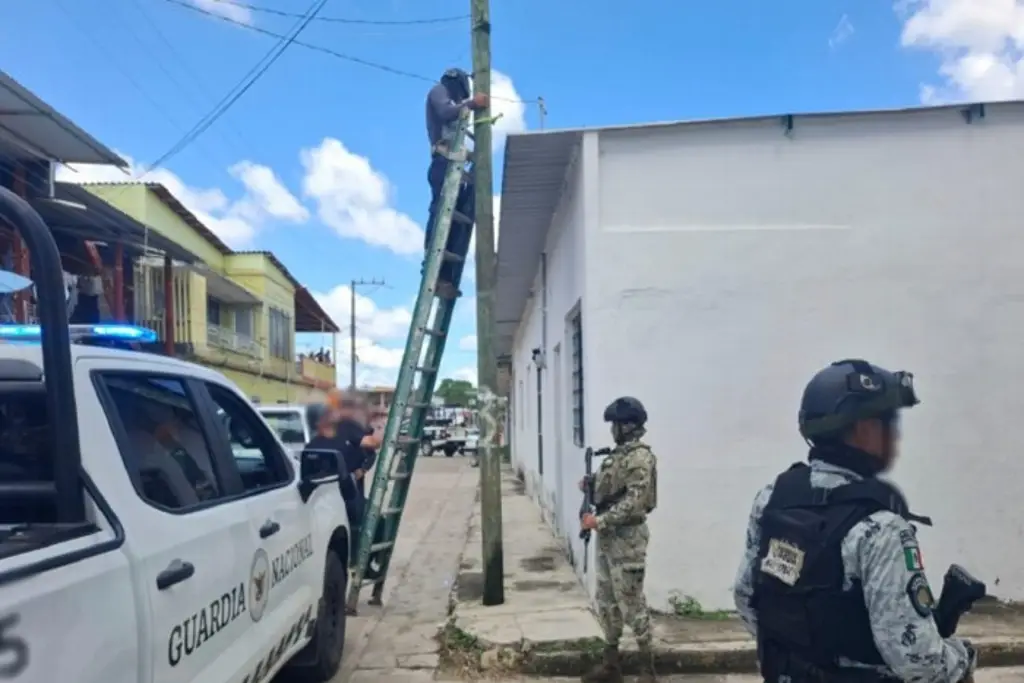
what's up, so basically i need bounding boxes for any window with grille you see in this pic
[570,308,584,446]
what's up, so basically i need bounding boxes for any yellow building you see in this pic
[82,182,339,403]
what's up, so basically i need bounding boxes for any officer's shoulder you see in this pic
[846,509,912,549]
[626,443,656,461]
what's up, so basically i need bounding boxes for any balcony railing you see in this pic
[207,323,261,357]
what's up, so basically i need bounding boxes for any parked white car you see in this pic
[258,403,320,457]
[0,325,352,683]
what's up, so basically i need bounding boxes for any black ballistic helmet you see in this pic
[798,359,919,441]
[441,67,471,101]
[603,396,648,426]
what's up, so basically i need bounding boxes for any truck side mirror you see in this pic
[298,448,341,502]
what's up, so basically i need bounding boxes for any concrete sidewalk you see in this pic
[448,467,1024,677]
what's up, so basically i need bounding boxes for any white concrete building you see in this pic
[495,101,1024,613]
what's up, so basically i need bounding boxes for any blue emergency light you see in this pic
[0,324,159,344]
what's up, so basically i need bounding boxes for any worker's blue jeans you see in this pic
[426,154,475,285]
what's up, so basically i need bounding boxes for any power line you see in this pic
[206,0,469,25]
[144,0,328,175]
[162,0,538,104]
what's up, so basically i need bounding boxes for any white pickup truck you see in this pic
[0,327,352,683]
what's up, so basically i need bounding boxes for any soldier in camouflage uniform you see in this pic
[579,396,659,683]
[733,359,977,683]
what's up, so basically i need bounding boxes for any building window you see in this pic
[570,309,584,446]
[207,298,221,326]
[268,307,292,360]
[235,307,254,339]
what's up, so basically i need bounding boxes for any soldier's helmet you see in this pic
[798,359,919,441]
[602,396,648,426]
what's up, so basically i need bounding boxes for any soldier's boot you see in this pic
[581,645,623,682]
[635,646,657,682]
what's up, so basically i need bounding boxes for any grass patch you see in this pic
[530,636,606,655]
[666,591,734,620]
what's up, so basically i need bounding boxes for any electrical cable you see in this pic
[162,0,538,104]
[204,0,469,25]
[144,0,328,175]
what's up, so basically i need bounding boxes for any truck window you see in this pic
[260,409,307,444]
[99,374,225,511]
[0,387,53,524]
[206,383,292,493]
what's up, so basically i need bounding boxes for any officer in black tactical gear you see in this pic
[732,359,976,683]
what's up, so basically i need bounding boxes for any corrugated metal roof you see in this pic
[494,130,580,358]
[0,70,124,165]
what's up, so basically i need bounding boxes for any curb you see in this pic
[508,638,1024,677]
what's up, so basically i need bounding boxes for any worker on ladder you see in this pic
[425,67,488,298]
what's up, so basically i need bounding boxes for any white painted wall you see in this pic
[508,102,1024,613]
[509,148,596,580]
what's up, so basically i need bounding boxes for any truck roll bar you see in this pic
[0,185,84,523]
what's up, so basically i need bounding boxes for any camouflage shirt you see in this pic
[732,459,976,683]
[593,437,657,532]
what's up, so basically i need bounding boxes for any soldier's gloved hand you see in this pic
[578,475,592,491]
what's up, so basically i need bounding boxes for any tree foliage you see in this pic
[435,378,476,407]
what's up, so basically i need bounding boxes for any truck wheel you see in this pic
[444,444,457,457]
[287,550,347,681]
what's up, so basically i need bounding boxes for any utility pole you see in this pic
[349,278,385,390]
[471,0,504,606]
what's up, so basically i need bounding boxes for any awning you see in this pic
[295,286,339,333]
[0,70,124,165]
[182,264,261,305]
[26,183,199,264]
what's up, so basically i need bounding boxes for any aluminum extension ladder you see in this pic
[345,108,485,613]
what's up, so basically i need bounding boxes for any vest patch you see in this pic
[760,538,805,586]
[906,572,934,617]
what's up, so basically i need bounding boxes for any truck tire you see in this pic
[443,443,458,457]
[287,550,347,682]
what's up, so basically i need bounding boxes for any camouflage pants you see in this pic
[594,538,651,648]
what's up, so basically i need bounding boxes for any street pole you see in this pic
[471,0,505,606]
[349,278,385,390]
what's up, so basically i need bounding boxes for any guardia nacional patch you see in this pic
[760,538,805,587]
[906,572,935,618]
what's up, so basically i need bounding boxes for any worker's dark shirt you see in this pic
[426,83,467,147]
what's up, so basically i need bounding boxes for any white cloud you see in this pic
[464,194,501,281]
[308,284,413,386]
[312,284,412,341]
[829,14,855,49]
[458,334,477,351]
[489,70,528,150]
[899,0,1024,101]
[56,152,305,248]
[192,0,254,25]
[300,138,424,256]
[450,365,478,384]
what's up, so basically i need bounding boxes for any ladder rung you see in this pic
[443,250,465,263]
[370,541,394,553]
[452,210,472,225]
[422,326,445,337]
[391,471,411,481]
[416,365,438,374]
[406,401,430,409]
[382,507,402,517]
[395,436,419,447]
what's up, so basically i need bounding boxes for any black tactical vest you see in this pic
[752,462,929,682]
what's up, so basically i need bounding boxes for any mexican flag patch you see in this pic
[904,545,924,571]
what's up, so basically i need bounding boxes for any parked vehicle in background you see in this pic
[446,423,467,456]
[420,417,452,456]
[258,403,320,456]
[462,426,480,455]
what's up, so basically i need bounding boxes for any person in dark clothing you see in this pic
[425,67,488,297]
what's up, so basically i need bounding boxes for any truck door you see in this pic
[198,380,315,662]
[92,369,265,682]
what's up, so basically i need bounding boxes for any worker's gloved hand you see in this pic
[471,93,489,109]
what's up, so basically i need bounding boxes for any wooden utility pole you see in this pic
[471,0,505,606]
[349,278,385,389]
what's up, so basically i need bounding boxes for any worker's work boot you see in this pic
[636,647,657,682]
[581,645,623,682]
[435,281,461,300]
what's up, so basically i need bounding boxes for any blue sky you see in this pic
[0,0,1013,386]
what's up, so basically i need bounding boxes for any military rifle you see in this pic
[579,446,612,573]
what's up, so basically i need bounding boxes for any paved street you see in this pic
[331,456,480,682]
[473,672,1024,682]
